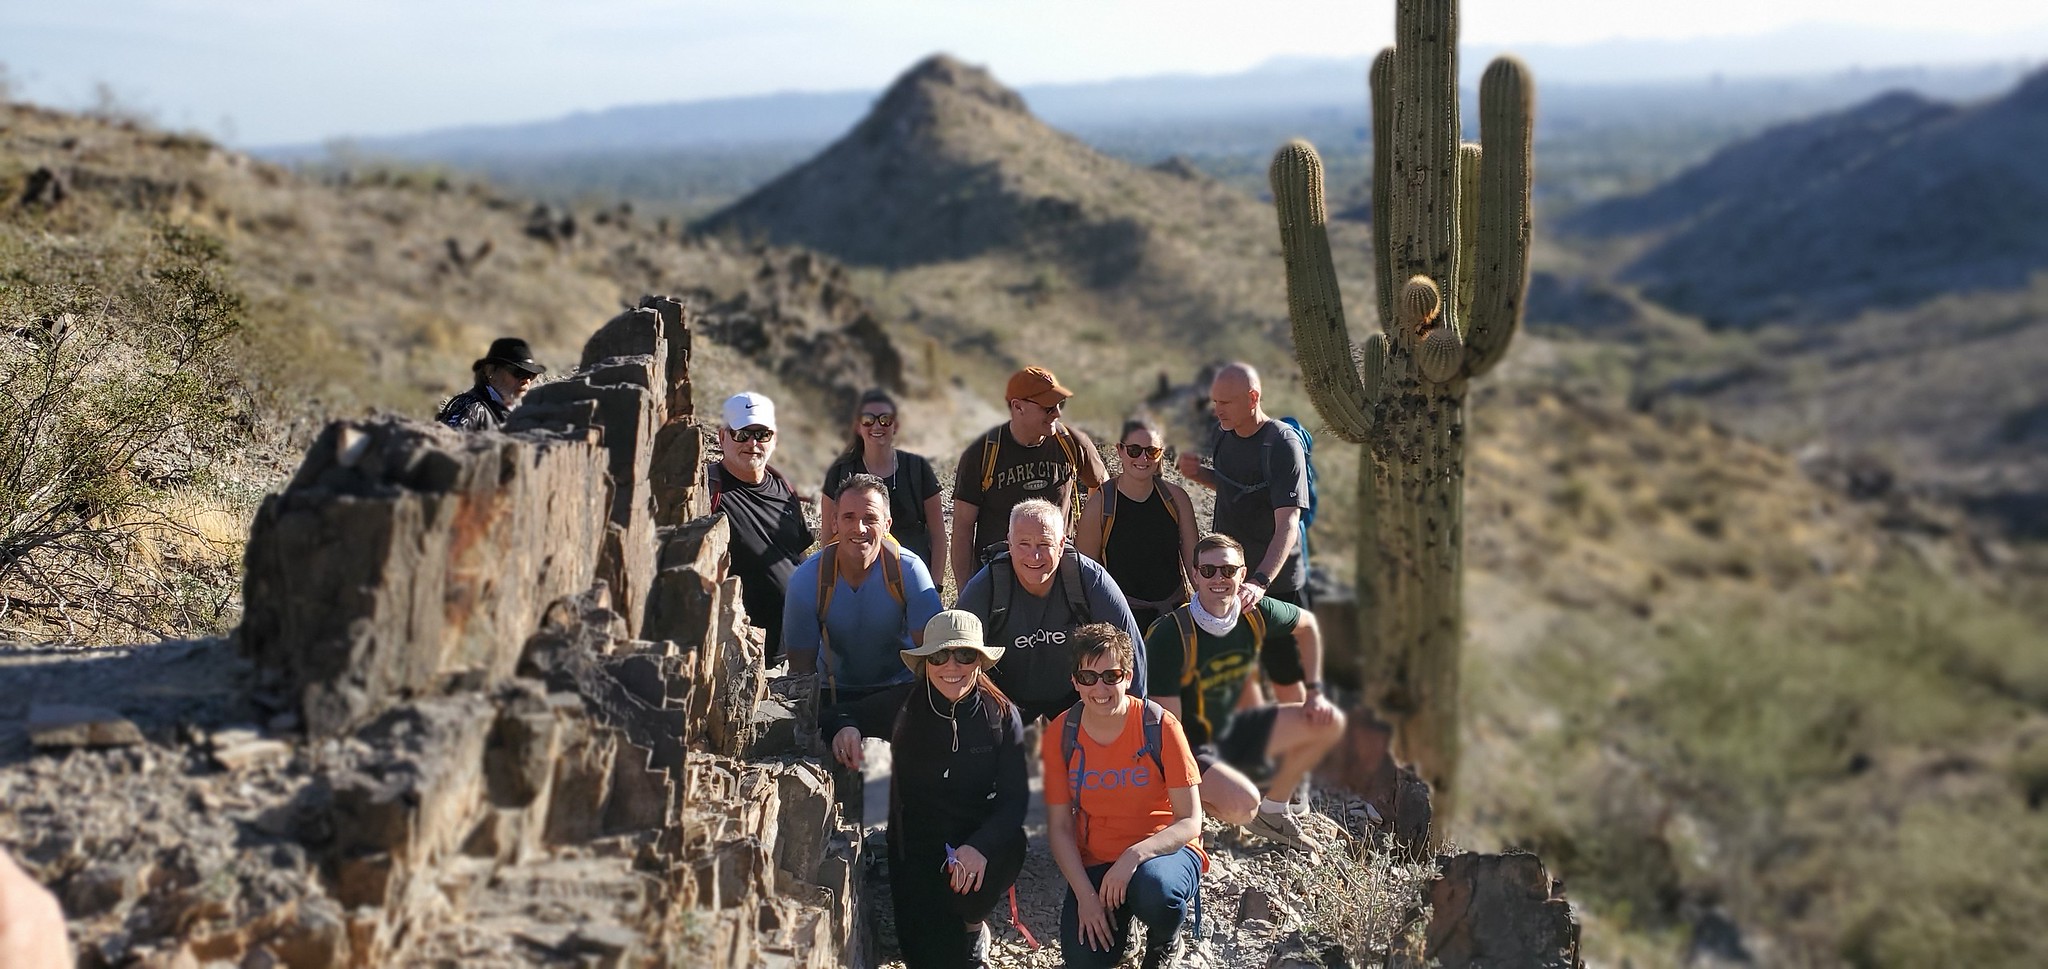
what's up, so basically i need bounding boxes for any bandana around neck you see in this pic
[1191,593,1241,637]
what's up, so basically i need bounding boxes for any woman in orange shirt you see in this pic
[1042,623,1205,969]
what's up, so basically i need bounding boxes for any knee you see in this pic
[1318,706,1347,742]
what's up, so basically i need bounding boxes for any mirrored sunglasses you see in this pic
[728,427,776,443]
[1121,443,1164,460]
[926,647,984,666]
[858,413,897,428]
[1071,667,1127,686]
[1195,563,1243,579]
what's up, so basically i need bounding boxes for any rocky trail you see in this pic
[0,296,1582,967]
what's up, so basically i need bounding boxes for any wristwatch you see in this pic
[1301,680,1323,695]
[1248,569,1272,587]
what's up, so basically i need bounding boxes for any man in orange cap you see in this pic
[950,366,1109,586]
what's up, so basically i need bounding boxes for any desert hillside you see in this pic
[6,52,2048,968]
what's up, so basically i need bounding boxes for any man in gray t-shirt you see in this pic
[1177,362,1311,608]
[955,498,1146,722]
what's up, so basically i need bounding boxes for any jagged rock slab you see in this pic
[240,419,609,736]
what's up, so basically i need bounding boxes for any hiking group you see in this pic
[449,341,1345,969]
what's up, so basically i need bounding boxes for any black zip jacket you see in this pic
[820,680,1028,859]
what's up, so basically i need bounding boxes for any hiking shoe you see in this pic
[1244,807,1315,851]
[1141,931,1187,969]
[966,921,991,968]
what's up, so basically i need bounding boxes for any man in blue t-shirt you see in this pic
[784,474,944,704]
[956,498,1147,722]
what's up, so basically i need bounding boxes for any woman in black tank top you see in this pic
[1077,419,1198,633]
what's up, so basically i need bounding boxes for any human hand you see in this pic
[1098,851,1141,910]
[1175,453,1204,480]
[947,844,988,894]
[831,727,864,770]
[0,848,70,968]
[1235,580,1266,610]
[1303,692,1337,726]
[1074,889,1117,952]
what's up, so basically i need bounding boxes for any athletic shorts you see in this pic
[1193,704,1281,780]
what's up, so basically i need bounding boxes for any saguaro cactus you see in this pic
[1269,0,1533,807]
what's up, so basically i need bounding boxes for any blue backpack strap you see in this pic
[1059,703,1088,814]
[1136,698,1167,776]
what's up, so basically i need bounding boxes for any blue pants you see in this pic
[1059,846,1201,969]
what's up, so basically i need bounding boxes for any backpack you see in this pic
[1097,479,1182,553]
[1165,604,1267,742]
[987,553,1091,641]
[813,538,908,697]
[1057,697,1169,812]
[1209,418,1319,572]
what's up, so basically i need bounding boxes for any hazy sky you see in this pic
[4,0,2045,145]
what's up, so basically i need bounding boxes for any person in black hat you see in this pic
[438,337,547,431]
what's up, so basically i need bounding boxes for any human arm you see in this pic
[1042,729,1115,951]
[1075,486,1106,561]
[1287,609,1335,722]
[819,682,912,770]
[904,552,942,648]
[1167,482,1199,593]
[1070,427,1111,490]
[949,500,980,597]
[1237,505,1302,610]
[923,491,949,593]
[1174,452,1215,490]
[958,702,1029,890]
[782,558,822,675]
[0,849,71,968]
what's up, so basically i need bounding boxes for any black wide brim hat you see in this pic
[475,337,547,376]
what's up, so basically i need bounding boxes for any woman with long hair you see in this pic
[822,388,949,588]
[820,610,1028,969]
[1077,418,1198,634]
[1043,623,1204,969]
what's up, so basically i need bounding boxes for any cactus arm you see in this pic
[1370,47,1397,329]
[1272,140,1377,442]
[1456,142,1482,335]
[1465,56,1535,377]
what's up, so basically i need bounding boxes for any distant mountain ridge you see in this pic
[1565,66,2048,328]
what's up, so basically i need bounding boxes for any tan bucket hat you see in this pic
[900,610,1004,671]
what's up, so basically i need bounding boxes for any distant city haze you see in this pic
[2,0,2045,145]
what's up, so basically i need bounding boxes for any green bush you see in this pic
[0,219,249,641]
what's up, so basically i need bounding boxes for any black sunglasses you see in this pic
[1016,398,1063,415]
[926,647,983,666]
[858,413,897,428]
[1071,668,1128,686]
[1196,563,1243,579]
[728,426,776,443]
[1122,443,1164,460]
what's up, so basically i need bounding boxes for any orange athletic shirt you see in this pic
[1041,699,1208,870]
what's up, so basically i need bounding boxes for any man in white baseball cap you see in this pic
[709,391,813,663]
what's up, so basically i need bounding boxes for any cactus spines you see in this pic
[1268,0,1534,811]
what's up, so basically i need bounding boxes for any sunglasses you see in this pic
[728,427,776,443]
[1121,443,1164,460]
[1071,668,1128,686]
[926,647,984,667]
[1017,398,1063,415]
[1195,563,1243,579]
[858,413,897,428]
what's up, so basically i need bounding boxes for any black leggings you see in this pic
[891,834,1027,968]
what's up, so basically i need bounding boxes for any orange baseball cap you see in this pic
[1006,366,1074,407]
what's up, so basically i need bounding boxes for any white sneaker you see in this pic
[1286,780,1312,816]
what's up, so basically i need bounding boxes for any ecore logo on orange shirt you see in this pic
[1070,763,1153,791]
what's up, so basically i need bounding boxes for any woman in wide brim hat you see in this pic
[819,611,1028,969]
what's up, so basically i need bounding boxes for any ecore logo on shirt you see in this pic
[1069,763,1153,791]
[1012,628,1068,651]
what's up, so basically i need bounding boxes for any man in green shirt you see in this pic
[1143,533,1344,850]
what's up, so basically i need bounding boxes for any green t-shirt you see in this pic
[1142,597,1303,747]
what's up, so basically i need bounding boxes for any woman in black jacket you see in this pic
[822,610,1028,969]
